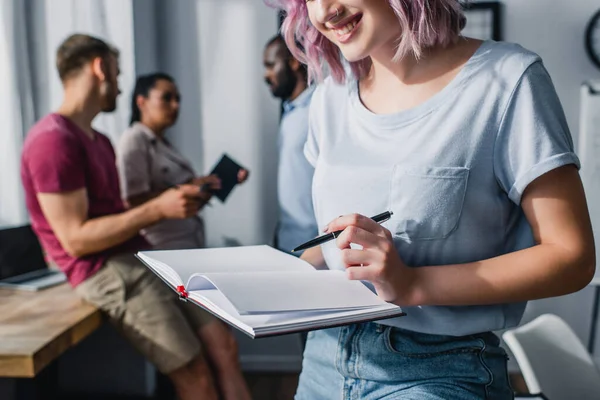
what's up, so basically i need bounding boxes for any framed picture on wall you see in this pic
[461,1,503,41]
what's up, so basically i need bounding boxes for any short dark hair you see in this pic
[266,34,296,57]
[56,33,119,82]
[130,73,176,125]
[265,34,307,79]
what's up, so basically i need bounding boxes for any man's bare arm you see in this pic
[38,185,201,257]
[126,191,165,208]
[125,175,220,208]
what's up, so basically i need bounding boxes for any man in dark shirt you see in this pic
[21,34,249,400]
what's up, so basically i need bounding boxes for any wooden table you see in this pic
[0,283,102,378]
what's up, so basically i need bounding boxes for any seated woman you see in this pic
[118,72,248,250]
[117,72,250,400]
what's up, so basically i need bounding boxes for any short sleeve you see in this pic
[494,61,580,204]
[25,130,85,193]
[116,132,151,198]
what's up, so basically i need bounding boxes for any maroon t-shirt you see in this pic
[21,113,148,286]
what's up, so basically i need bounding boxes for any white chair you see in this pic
[503,314,600,400]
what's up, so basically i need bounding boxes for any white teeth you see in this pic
[336,20,357,36]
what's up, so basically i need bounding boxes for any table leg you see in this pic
[588,286,600,353]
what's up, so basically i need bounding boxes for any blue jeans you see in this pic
[296,323,513,399]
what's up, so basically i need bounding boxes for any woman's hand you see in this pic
[192,174,221,191]
[325,213,418,305]
[191,175,221,208]
[238,169,249,184]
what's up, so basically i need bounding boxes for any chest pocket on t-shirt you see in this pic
[388,166,469,241]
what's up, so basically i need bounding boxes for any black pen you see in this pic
[291,211,393,253]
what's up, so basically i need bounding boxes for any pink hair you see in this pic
[267,0,465,84]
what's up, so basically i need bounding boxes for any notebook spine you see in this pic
[176,285,188,302]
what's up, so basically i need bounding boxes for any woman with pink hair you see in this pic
[272,0,595,399]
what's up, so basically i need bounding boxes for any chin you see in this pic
[333,38,369,63]
[340,48,370,63]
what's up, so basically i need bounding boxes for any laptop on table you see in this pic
[0,224,66,291]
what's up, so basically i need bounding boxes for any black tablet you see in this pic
[205,154,246,202]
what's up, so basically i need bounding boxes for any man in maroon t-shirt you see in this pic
[21,34,250,400]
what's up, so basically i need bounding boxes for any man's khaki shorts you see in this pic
[75,253,216,374]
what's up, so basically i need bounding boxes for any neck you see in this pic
[369,43,438,85]
[358,38,478,114]
[367,39,467,86]
[139,119,165,138]
[56,84,101,139]
[287,78,308,102]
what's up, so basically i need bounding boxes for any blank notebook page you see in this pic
[189,270,387,314]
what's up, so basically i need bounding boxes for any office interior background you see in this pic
[1,0,600,398]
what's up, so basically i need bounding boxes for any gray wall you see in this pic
[501,0,600,147]
[196,1,281,248]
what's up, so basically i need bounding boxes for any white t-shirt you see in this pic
[305,40,580,336]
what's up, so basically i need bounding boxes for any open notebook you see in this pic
[136,245,405,338]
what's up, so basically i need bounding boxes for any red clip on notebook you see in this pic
[176,285,188,300]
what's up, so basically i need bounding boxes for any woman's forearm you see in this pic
[408,243,595,307]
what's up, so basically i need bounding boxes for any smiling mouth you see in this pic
[332,13,363,42]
